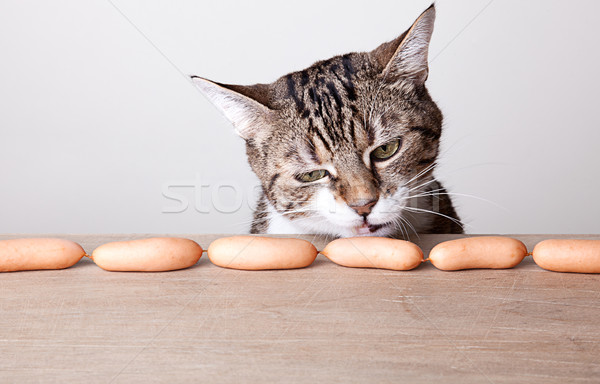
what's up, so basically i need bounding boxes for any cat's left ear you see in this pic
[371,4,436,84]
[191,76,274,141]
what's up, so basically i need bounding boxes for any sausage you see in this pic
[207,236,317,270]
[321,237,423,270]
[428,236,527,271]
[532,239,600,273]
[91,237,203,272]
[0,238,85,272]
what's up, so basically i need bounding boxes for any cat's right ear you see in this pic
[190,76,273,141]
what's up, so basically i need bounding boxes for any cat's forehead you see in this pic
[270,60,426,142]
[268,53,375,152]
[269,52,376,109]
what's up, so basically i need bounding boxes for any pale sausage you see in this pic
[429,236,527,271]
[321,237,424,270]
[91,237,202,272]
[0,238,85,272]
[532,239,600,273]
[207,236,317,270]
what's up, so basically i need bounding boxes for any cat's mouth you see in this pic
[353,222,386,236]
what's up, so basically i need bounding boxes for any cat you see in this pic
[192,4,463,238]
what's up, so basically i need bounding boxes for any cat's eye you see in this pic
[297,170,328,183]
[371,139,401,161]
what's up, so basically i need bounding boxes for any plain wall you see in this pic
[1,0,599,234]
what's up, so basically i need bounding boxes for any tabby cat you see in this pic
[192,4,463,238]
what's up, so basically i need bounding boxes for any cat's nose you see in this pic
[349,199,377,217]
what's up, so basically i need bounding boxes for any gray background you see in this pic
[1,0,598,234]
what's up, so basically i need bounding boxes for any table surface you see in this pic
[1,233,599,383]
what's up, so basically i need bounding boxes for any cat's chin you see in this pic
[349,222,395,238]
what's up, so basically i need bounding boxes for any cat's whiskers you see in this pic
[278,206,322,220]
[279,208,316,216]
[402,161,506,212]
[403,187,447,200]
[231,218,266,231]
[403,206,466,230]
[398,214,419,239]
[405,167,444,191]
[396,218,407,240]
[402,190,508,212]
[402,210,422,236]
[405,162,438,186]
[405,177,438,196]
[391,215,408,240]
[378,173,468,232]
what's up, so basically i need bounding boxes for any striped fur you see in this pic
[193,5,463,237]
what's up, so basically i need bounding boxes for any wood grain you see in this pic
[0,234,599,383]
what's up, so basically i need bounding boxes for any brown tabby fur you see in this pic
[192,5,463,237]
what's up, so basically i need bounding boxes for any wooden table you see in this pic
[1,234,599,383]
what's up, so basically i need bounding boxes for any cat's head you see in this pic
[193,5,444,237]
